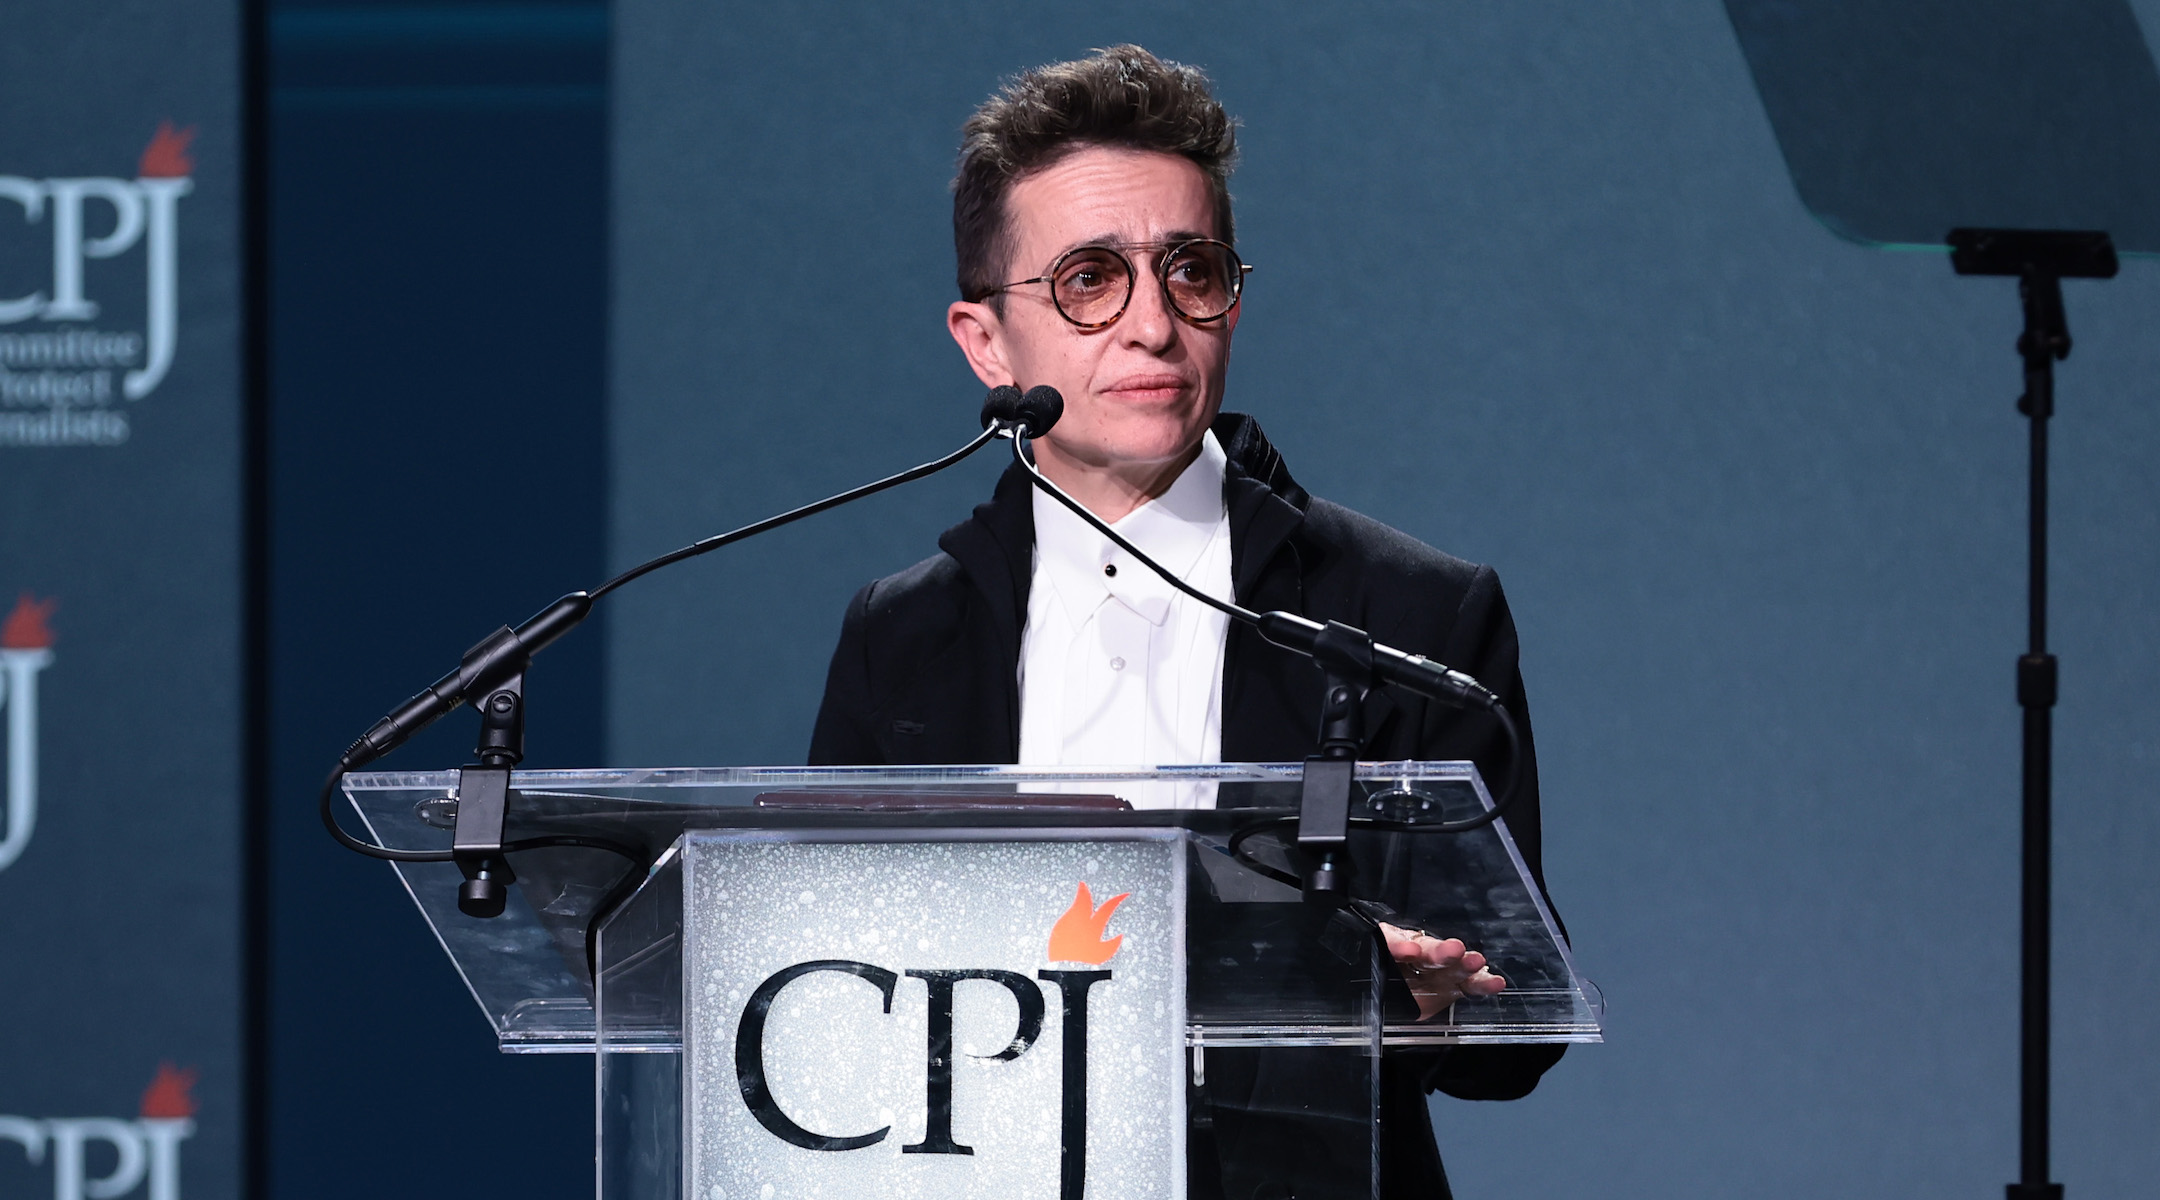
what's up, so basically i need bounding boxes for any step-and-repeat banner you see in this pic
[1,3,242,1199]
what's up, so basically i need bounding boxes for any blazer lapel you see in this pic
[1221,449,1314,765]
[936,463,1036,761]
[1217,419,1401,762]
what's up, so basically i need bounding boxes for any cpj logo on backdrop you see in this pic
[0,592,56,874]
[0,1063,199,1200]
[0,122,195,448]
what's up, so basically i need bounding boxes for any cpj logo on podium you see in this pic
[685,837,1186,1200]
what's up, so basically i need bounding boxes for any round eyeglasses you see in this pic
[973,238,1252,329]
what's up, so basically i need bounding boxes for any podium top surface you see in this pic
[343,761,1595,1052]
[344,758,1483,798]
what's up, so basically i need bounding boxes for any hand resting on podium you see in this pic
[1381,922,1506,1020]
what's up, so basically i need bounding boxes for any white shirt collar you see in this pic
[1031,429,1230,628]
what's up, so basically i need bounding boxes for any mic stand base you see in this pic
[1297,754,1353,899]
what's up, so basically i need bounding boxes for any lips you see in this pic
[1102,373,1192,402]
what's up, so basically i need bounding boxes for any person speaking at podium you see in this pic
[809,44,1563,1197]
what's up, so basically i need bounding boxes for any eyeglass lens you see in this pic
[1050,241,1241,326]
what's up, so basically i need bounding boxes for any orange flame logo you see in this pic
[139,121,196,178]
[1,593,55,649]
[140,1062,198,1119]
[1047,881,1128,965]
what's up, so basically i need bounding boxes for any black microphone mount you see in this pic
[1004,388,1524,901]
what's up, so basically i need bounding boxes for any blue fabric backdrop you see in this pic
[606,4,2160,1196]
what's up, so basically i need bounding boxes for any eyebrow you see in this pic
[1049,229,1216,260]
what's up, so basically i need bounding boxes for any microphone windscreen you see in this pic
[979,384,1023,430]
[1015,385,1064,438]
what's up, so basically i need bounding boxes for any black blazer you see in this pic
[810,412,1564,1197]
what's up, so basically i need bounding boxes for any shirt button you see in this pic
[1103,563,1118,577]
[1109,656,1125,671]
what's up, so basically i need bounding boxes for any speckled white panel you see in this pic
[683,832,1185,1200]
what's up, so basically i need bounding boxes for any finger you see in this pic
[1425,938,1467,968]
[1390,943,1443,972]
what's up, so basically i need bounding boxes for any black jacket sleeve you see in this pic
[1420,566,1567,1101]
[807,582,883,766]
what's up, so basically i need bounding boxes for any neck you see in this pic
[1031,437,1204,525]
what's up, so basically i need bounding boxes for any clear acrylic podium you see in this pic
[344,762,1598,1200]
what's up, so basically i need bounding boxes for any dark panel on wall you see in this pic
[266,3,605,1197]
[1725,0,2160,249]
[0,3,245,1199]
[609,3,2160,1197]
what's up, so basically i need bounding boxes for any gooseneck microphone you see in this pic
[322,389,1033,878]
[342,394,1024,775]
[1005,384,1522,833]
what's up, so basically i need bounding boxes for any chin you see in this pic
[1097,400,1211,454]
[1095,419,1207,466]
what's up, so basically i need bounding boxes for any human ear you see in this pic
[948,300,1015,389]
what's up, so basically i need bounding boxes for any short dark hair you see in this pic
[953,45,1239,302]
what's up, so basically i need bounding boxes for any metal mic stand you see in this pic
[1946,227,2118,1200]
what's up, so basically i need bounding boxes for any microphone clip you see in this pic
[453,668,526,919]
[1297,622,1376,904]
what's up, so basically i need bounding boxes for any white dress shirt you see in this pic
[1017,430,1235,809]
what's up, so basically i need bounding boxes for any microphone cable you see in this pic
[1004,397,1523,837]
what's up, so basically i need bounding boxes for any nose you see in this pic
[1118,263,1179,354]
